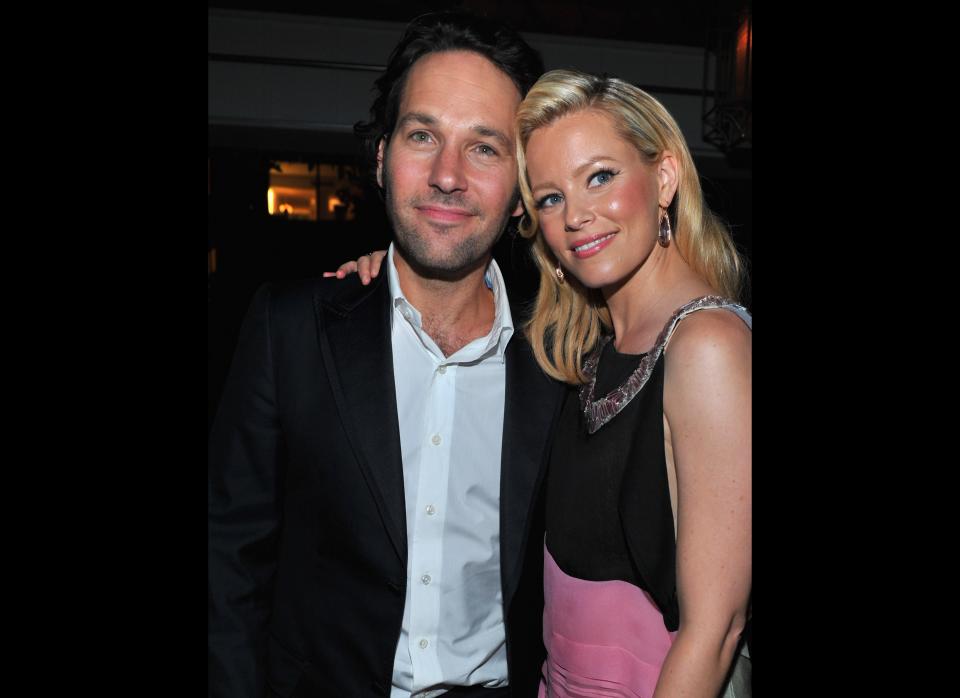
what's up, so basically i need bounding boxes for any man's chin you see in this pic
[393,241,489,282]
[402,253,487,282]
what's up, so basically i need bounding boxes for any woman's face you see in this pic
[525,109,674,291]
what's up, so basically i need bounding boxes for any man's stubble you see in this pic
[381,158,520,282]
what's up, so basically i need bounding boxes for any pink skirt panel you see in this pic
[539,544,676,698]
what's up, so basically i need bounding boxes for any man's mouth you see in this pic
[417,206,475,223]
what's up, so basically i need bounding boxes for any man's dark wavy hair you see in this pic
[353,11,544,187]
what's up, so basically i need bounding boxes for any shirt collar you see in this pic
[386,243,514,363]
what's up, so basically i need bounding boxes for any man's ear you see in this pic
[376,138,386,188]
[512,199,524,217]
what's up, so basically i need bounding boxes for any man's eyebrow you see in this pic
[395,112,437,130]
[473,125,511,149]
[394,112,511,149]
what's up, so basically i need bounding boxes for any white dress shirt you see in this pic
[386,244,514,697]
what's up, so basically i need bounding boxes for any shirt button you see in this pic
[421,573,432,585]
[437,365,447,374]
[425,504,436,516]
[431,434,441,446]
[419,638,429,649]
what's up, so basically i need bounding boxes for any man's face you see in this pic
[377,50,524,278]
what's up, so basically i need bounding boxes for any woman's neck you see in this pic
[603,250,712,354]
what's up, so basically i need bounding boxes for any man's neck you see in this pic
[393,250,496,357]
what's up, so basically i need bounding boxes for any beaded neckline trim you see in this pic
[579,295,751,434]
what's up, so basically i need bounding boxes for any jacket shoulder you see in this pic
[264,274,387,321]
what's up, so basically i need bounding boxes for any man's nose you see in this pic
[428,144,467,194]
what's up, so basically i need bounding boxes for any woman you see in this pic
[334,69,751,698]
[516,70,751,698]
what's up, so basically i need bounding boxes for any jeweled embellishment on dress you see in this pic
[579,295,751,434]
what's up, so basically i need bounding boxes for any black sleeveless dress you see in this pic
[539,296,752,697]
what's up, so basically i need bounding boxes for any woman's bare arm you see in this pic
[653,309,752,698]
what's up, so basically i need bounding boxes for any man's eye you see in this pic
[476,144,498,156]
[410,132,431,143]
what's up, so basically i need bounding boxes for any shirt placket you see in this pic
[407,359,455,690]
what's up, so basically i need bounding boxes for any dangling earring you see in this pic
[658,211,672,247]
[555,265,565,284]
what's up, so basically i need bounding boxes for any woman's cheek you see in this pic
[541,220,566,258]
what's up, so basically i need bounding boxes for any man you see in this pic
[208,12,561,697]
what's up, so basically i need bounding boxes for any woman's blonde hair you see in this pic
[516,69,746,384]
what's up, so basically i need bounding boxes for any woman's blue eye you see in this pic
[588,169,616,187]
[536,193,563,210]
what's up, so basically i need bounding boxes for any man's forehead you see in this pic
[399,50,521,117]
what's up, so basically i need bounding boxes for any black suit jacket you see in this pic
[209,274,563,697]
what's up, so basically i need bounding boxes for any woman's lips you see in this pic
[570,232,616,259]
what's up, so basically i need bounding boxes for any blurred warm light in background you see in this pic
[267,161,358,222]
[735,11,752,100]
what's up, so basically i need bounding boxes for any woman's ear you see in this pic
[657,150,679,209]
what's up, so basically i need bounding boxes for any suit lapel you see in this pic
[315,277,407,565]
[499,336,562,607]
